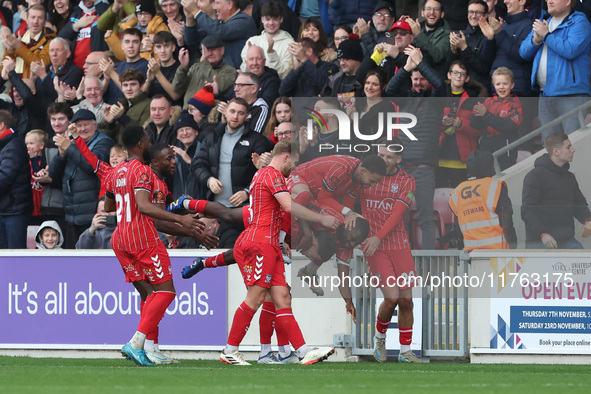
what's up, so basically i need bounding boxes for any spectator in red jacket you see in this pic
[470,66,522,170]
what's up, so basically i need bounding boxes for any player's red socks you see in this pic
[275,320,290,348]
[399,326,412,346]
[293,190,312,206]
[376,316,390,336]
[227,302,256,346]
[138,291,175,335]
[147,325,158,341]
[275,308,305,350]
[204,253,227,268]
[188,199,208,213]
[259,302,276,345]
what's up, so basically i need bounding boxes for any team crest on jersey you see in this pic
[265,274,272,284]
[139,173,149,184]
[391,184,399,194]
[329,176,339,187]
[153,190,165,203]
[273,177,284,187]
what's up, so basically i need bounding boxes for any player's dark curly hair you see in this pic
[149,142,170,160]
[315,230,337,262]
[361,155,387,176]
[122,125,146,150]
[335,217,370,247]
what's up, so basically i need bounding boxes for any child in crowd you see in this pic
[25,129,47,219]
[470,67,523,171]
[34,220,64,249]
[438,61,485,188]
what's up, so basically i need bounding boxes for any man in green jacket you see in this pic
[404,0,452,77]
[172,35,237,108]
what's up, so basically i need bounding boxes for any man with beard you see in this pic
[403,0,452,77]
[194,98,273,247]
[355,2,397,55]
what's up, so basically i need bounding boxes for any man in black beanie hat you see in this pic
[319,33,364,97]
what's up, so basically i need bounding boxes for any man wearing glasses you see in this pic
[403,0,452,77]
[358,17,434,89]
[355,2,397,55]
[233,72,270,134]
[447,0,495,90]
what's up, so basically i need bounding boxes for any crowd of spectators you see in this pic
[1,0,590,250]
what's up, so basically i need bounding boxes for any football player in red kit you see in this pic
[219,140,335,365]
[104,126,206,366]
[291,154,386,229]
[360,140,422,363]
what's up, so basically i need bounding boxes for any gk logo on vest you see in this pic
[306,108,418,154]
[461,185,481,199]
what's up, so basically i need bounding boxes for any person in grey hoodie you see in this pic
[35,220,64,249]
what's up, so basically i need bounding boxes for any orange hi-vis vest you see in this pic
[448,177,509,251]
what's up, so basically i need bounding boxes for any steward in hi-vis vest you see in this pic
[449,150,516,251]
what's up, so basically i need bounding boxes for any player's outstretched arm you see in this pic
[136,189,205,232]
[168,196,244,225]
[155,218,219,249]
[204,202,244,224]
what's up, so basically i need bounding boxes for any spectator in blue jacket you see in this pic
[519,0,591,142]
[328,0,377,32]
[0,110,33,249]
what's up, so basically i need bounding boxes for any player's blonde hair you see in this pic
[272,140,292,157]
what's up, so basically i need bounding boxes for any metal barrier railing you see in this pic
[349,250,469,359]
[349,251,376,356]
[493,99,591,175]
[416,250,470,358]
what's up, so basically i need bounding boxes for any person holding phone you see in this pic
[75,196,117,249]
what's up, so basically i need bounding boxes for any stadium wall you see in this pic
[0,250,352,361]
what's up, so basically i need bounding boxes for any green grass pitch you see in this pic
[1,356,591,394]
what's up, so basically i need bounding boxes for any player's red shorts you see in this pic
[365,248,416,289]
[234,239,287,288]
[113,243,173,285]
